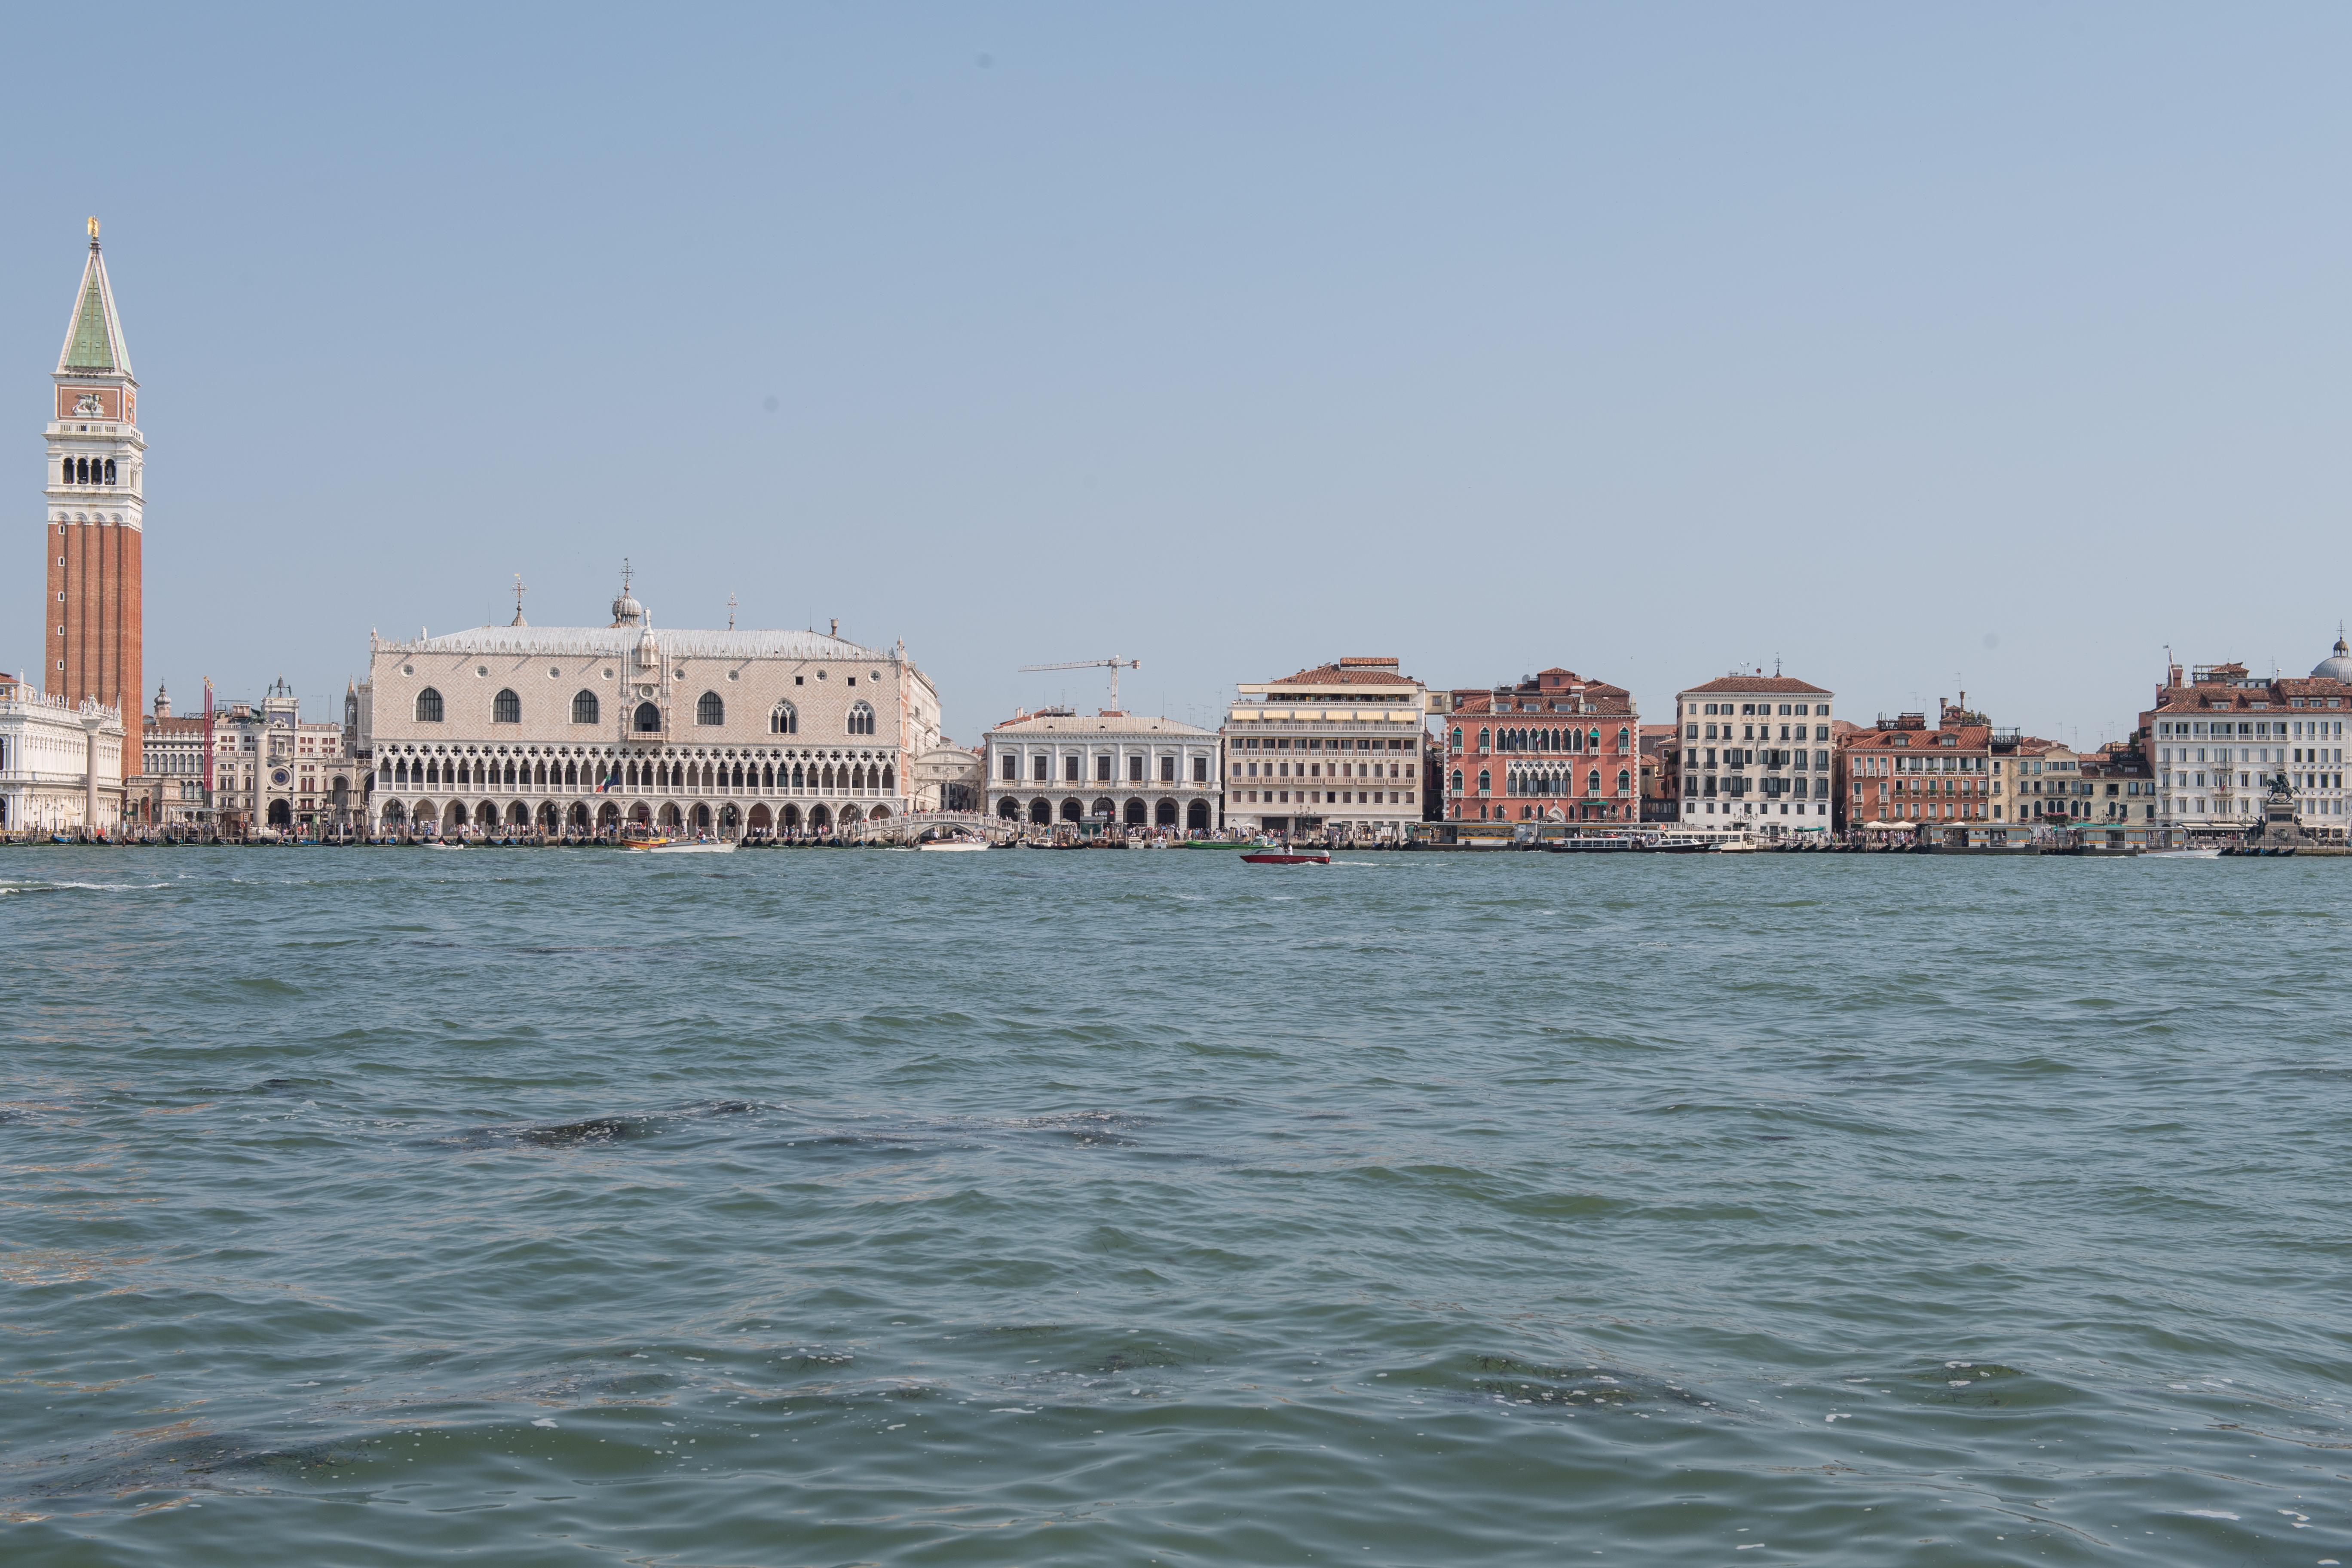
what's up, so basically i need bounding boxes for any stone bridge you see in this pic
[844,810,1025,846]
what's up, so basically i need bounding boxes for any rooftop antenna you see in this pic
[1021,656,1140,710]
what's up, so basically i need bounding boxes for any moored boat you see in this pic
[645,835,735,854]
[917,836,989,852]
[1241,848,1330,865]
[1543,830,1714,853]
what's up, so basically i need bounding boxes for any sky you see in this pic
[6,4,2349,747]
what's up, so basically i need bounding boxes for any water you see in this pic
[4,847,2349,1565]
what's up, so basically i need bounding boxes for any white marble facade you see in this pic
[0,678,123,834]
[984,710,1222,832]
[360,581,940,837]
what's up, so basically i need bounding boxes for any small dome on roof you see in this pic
[610,562,646,628]
[2312,634,2352,683]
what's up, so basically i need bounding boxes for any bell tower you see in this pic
[44,217,144,776]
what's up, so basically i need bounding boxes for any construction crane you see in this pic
[1020,656,1140,710]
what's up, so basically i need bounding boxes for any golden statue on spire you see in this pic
[87,216,100,242]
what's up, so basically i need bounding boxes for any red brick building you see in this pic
[44,222,145,780]
[1442,668,1638,823]
[1839,708,2000,829]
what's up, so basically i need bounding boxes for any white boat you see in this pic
[644,836,736,854]
[917,837,989,852]
[2145,847,2223,859]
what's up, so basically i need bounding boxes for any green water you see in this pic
[3,848,2347,1564]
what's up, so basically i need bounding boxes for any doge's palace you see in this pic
[359,574,940,838]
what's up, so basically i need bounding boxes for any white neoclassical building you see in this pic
[983,709,1222,832]
[0,675,124,835]
[358,576,941,838]
[2143,642,2352,842]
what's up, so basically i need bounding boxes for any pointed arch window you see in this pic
[633,701,662,732]
[847,700,876,736]
[103,458,116,484]
[1477,727,1490,751]
[770,701,798,735]
[492,689,521,724]
[697,691,725,726]
[1587,769,1602,795]
[1476,769,1490,794]
[572,690,599,724]
[415,688,444,723]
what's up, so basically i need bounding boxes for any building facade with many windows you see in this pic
[1673,674,1835,835]
[1841,712,1999,829]
[984,710,1220,831]
[2142,646,2352,841]
[0,675,123,835]
[1224,658,1430,837]
[1443,668,1638,823]
[359,578,941,838]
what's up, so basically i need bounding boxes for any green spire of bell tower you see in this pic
[56,218,133,379]
[65,269,114,371]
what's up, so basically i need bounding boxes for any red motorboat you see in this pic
[1240,848,1329,865]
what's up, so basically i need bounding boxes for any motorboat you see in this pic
[2145,846,2223,859]
[918,834,989,852]
[1241,848,1330,865]
[644,835,735,854]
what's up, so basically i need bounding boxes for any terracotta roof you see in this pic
[1267,662,1417,687]
[2150,674,2352,711]
[1845,724,1996,751]
[1678,675,1832,696]
[1450,685,1634,717]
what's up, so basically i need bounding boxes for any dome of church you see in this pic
[610,585,646,627]
[2312,635,2352,683]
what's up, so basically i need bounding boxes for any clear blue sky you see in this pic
[8,5,2349,745]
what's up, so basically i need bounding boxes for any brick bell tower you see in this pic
[44,217,144,776]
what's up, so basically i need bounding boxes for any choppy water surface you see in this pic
[5,847,2350,1565]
